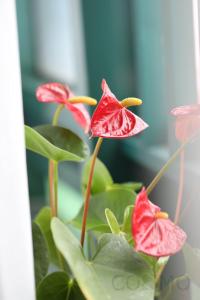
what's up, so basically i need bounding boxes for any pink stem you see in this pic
[174,149,185,224]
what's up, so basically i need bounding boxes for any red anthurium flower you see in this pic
[132,188,187,257]
[90,79,148,138]
[36,82,92,133]
[171,104,200,142]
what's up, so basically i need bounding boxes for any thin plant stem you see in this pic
[66,278,74,300]
[53,161,58,216]
[179,197,193,224]
[146,141,187,195]
[49,104,64,216]
[49,161,56,217]
[52,104,64,125]
[174,149,185,224]
[80,137,103,247]
[155,262,167,285]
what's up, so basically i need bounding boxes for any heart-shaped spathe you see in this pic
[90,80,148,138]
[132,188,187,257]
[36,82,90,133]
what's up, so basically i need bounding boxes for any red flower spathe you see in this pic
[36,82,90,133]
[171,104,200,142]
[90,80,148,138]
[132,188,187,257]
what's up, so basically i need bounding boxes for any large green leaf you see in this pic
[35,207,59,266]
[37,272,85,300]
[81,157,113,195]
[32,222,49,286]
[71,187,136,232]
[183,243,200,286]
[25,125,89,162]
[51,218,155,300]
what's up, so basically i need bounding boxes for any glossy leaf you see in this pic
[105,208,120,234]
[25,125,89,162]
[81,157,113,195]
[37,272,85,300]
[71,187,136,232]
[32,222,49,286]
[51,218,155,300]
[183,243,200,286]
[132,188,187,257]
[90,79,148,138]
[35,207,59,266]
[109,182,142,192]
[122,205,134,234]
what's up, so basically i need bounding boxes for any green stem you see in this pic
[49,104,64,217]
[155,262,167,285]
[49,160,56,217]
[66,278,74,300]
[52,104,64,125]
[80,137,103,247]
[146,141,187,195]
[174,149,185,224]
[53,161,58,216]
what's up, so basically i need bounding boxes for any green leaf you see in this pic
[81,157,113,195]
[25,125,89,162]
[71,188,136,232]
[122,205,134,234]
[51,218,155,300]
[32,222,49,286]
[108,182,142,192]
[37,272,85,300]
[183,243,200,286]
[105,208,120,234]
[35,207,59,266]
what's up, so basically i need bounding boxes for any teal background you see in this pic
[16,0,168,214]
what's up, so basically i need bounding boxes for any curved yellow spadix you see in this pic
[155,212,169,219]
[68,96,97,106]
[121,97,142,108]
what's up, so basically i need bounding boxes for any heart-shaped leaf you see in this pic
[51,218,155,300]
[35,207,59,267]
[71,187,136,232]
[25,125,89,162]
[37,272,85,300]
[81,157,113,195]
[32,222,49,286]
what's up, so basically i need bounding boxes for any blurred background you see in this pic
[16,1,200,297]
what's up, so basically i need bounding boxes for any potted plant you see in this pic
[26,80,200,300]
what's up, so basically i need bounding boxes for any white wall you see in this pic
[0,1,35,299]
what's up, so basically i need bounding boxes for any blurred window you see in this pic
[17,0,87,93]
[123,0,200,173]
